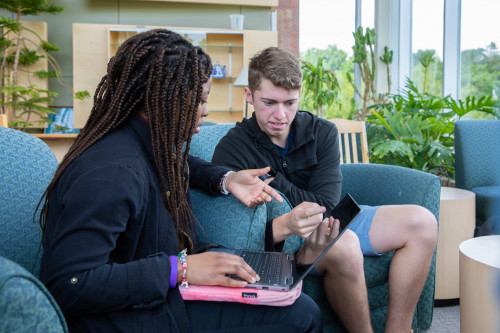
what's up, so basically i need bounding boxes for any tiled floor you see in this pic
[427,305,460,333]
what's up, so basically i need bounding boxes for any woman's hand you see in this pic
[184,252,260,287]
[225,167,283,208]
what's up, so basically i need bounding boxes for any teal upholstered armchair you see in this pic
[189,124,441,332]
[454,120,500,229]
[0,127,68,332]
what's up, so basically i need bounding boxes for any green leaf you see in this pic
[74,90,90,100]
[35,70,61,79]
[372,140,415,161]
[40,40,60,53]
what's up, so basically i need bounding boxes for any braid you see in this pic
[38,29,213,251]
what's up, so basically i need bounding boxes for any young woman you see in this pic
[38,29,321,332]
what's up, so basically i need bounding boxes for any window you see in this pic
[412,0,444,96]
[299,1,357,118]
[461,0,500,99]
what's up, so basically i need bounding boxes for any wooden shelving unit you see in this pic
[73,23,276,126]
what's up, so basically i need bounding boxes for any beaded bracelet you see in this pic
[177,249,188,288]
[219,171,233,195]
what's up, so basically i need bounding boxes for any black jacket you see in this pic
[212,110,343,214]
[40,116,230,333]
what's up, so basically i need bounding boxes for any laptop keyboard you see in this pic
[240,251,283,284]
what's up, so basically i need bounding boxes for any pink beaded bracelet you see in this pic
[177,249,188,288]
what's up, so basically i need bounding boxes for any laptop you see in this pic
[209,193,361,291]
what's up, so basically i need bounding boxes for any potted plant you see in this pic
[366,79,499,182]
[0,0,88,131]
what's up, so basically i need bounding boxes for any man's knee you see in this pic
[407,205,438,247]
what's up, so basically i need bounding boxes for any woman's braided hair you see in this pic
[38,29,213,251]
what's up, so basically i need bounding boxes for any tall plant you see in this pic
[415,50,436,93]
[346,27,393,120]
[300,57,340,119]
[0,0,88,130]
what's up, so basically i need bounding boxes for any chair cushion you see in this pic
[189,123,235,162]
[0,256,67,333]
[265,193,302,253]
[455,120,500,190]
[191,189,302,253]
[471,185,500,222]
[0,127,58,277]
[191,189,268,250]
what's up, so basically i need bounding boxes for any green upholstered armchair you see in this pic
[189,124,441,332]
[454,119,500,229]
[0,127,68,332]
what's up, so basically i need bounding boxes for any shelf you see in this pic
[209,109,243,112]
[33,134,78,139]
[206,45,243,50]
[74,23,276,126]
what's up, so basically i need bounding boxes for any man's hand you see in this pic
[296,217,340,265]
[225,166,283,208]
[272,202,326,243]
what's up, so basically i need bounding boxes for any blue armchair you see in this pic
[0,127,68,332]
[189,124,441,332]
[454,120,500,228]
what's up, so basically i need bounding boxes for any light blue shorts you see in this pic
[348,205,382,257]
[309,205,382,276]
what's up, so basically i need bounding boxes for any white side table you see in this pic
[435,187,475,300]
[459,235,500,333]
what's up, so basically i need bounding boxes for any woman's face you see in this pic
[193,77,212,135]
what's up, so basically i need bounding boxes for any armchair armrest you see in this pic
[0,256,68,333]
[340,164,441,220]
[190,189,267,250]
[190,189,301,253]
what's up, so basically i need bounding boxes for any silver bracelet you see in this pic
[221,171,234,195]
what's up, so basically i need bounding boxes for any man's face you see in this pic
[246,78,300,147]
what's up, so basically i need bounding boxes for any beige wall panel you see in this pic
[243,30,277,65]
[205,111,243,123]
[73,23,109,128]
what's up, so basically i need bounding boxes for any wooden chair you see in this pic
[328,118,369,164]
[0,114,8,127]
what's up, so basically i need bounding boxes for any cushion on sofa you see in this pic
[471,185,500,221]
[0,256,67,333]
[191,188,301,252]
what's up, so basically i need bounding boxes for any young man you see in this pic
[212,47,438,333]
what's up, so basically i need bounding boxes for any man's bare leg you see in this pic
[369,205,438,333]
[316,230,373,333]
